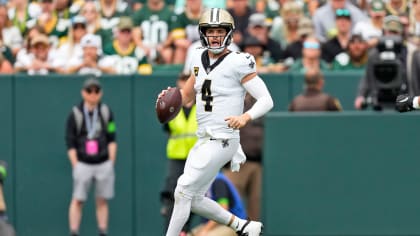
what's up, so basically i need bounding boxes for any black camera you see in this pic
[364,35,406,110]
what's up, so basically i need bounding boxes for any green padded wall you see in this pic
[260,73,291,111]
[264,112,420,236]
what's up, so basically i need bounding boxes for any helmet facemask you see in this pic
[199,25,233,54]
[198,8,235,54]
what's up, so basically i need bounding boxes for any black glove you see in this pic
[395,94,414,112]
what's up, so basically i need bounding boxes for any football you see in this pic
[156,87,182,124]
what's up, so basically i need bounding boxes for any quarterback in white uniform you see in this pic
[159,8,274,236]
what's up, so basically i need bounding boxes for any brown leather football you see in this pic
[156,87,182,123]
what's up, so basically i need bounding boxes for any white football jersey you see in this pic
[189,48,257,138]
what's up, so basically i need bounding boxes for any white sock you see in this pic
[229,215,247,231]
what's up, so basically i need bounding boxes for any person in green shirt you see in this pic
[102,17,148,74]
[168,0,202,64]
[288,36,330,73]
[332,34,368,70]
[131,0,174,64]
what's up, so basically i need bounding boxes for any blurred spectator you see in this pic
[55,15,87,73]
[7,0,41,35]
[103,17,147,74]
[288,36,330,72]
[354,16,408,110]
[289,69,342,111]
[227,0,255,46]
[168,0,202,64]
[98,0,131,43]
[321,8,352,63]
[312,0,367,42]
[28,0,70,48]
[15,25,45,69]
[242,36,287,73]
[332,33,368,70]
[56,0,82,19]
[174,0,226,14]
[190,172,246,236]
[66,78,117,236]
[386,0,409,16]
[0,4,23,57]
[246,13,284,63]
[281,17,314,61]
[131,0,174,64]
[223,93,264,221]
[14,33,58,74]
[406,0,420,95]
[398,12,410,39]
[0,53,14,73]
[408,49,420,95]
[353,0,385,48]
[270,1,304,48]
[80,1,101,34]
[66,34,115,75]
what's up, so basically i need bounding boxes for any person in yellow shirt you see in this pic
[160,73,197,236]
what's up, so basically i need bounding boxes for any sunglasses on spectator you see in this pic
[73,24,86,29]
[336,9,351,17]
[85,87,101,94]
[303,41,320,49]
[120,29,132,33]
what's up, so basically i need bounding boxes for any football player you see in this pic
[158,8,273,236]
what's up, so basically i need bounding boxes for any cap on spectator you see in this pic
[297,18,314,37]
[118,17,134,30]
[370,0,385,12]
[349,33,365,43]
[38,0,53,3]
[81,34,101,48]
[83,77,101,89]
[31,34,49,46]
[335,8,351,19]
[249,13,268,27]
[242,36,263,48]
[383,15,403,34]
[72,15,87,26]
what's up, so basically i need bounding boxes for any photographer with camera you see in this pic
[354,15,408,110]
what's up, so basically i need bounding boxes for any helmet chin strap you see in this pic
[208,46,225,54]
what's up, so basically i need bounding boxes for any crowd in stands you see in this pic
[0,0,417,76]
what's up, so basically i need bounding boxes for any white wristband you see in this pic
[413,96,420,109]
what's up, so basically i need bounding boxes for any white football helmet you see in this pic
[198,8,235,54]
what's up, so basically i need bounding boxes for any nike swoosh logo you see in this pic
[399,97,409,102]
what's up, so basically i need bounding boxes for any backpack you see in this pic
[72,104,110,135]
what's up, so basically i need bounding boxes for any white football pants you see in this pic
[165,137,239,236]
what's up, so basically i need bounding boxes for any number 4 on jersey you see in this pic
[201,79,213,112]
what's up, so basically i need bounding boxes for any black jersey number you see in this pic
[201,79,213,112]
